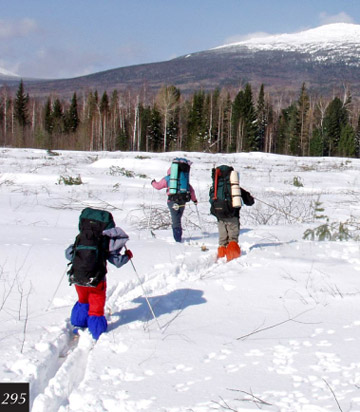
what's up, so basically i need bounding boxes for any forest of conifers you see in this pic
[2,80,360,157]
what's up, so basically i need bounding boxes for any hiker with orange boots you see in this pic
[209,165,254,261]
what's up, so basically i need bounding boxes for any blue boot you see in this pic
[88,315,108,340]
[70,302,89,328]
[173,227,182,242]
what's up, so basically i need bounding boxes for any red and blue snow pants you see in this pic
[75,280,106,316]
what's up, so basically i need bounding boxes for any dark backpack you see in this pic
[209,165,238,219]
[68,208,115,287]
[168,158,191,203]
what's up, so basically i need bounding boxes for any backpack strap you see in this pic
[213,167,221,200]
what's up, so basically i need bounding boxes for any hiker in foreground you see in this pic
[151,157,198,242]
[209,165,254,261]
[65,207,133,340]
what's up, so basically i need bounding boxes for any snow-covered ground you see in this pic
[1,148,360,412]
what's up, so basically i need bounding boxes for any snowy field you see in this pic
[1,148,360,412]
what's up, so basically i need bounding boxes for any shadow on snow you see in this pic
[249,239,297,251]
[109,288,207,330]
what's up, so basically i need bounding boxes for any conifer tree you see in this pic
[65,93,79,134]
[232,84,258,152]
[275,108,288,154]
[338,123,355,157]
[52,98,64,135]
[275,104,300,155]
[14,80,29,128]
[100,91,110,150]
[147,106,162,152]
[287,103,301,156]
[297,83,310,155]
[110,90,120,150]
[355,114,360,157]
[187,90,207,151]
[221,93,232,152]
[232,89,244,152]
[256,84,266,152]
[44,98,53,135]
[323,97,348,156]
[309,128,324,156]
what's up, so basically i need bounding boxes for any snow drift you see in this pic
[0,148,360,411]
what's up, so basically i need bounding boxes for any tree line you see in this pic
[1,79,360,157]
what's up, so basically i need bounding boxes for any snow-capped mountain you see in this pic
[214,23,360,67]
[17,23,360,97]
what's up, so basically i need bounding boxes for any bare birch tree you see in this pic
[156,85,180,151]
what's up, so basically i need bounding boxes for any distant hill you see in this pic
[8,23,360,98]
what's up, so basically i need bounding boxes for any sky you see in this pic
[1,0,360,79]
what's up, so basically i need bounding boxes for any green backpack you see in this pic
[67,208,115,287]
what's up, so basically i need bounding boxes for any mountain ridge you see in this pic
[6,23,360,98]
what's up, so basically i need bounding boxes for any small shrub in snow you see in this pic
[47,150,60,157]
[135,155,151,160]
[112,183,121,192]
[245,193,314,225]
[109,166,135,178]
[292,176,304,187]
[303,219,358,241]
[57,175,83,185]
[0,178,15,186]
[132,204,172,230]
[108,166,148,179]
[311,197,327,220]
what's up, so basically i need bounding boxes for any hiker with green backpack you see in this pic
[151,158,198,243]
[65,208,133,340]
[209,165,254,261]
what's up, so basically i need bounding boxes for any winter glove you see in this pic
[151,179,155,184]
[193,200,198,206]
[125,249,133,259]
[240,188,255,206]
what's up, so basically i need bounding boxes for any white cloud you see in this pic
[319,12,355,25]
[0,18,38,39]
[224,32,273,45]
[16,46,110,79]
[0,59,19,77]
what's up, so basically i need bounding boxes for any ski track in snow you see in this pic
[30,242,360,412]
[24,240,223,411]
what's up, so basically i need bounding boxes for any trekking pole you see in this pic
[125,247,162,330]
[172,200,208,210]
[46,267,68,311]
[195,203,202,229]
[147,187,156,237]
[253,196,303,223]
[172,203,185,210]
[195,203,208,251]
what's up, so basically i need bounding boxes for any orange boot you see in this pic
[226,241,241,261]
[217,245,227,259]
